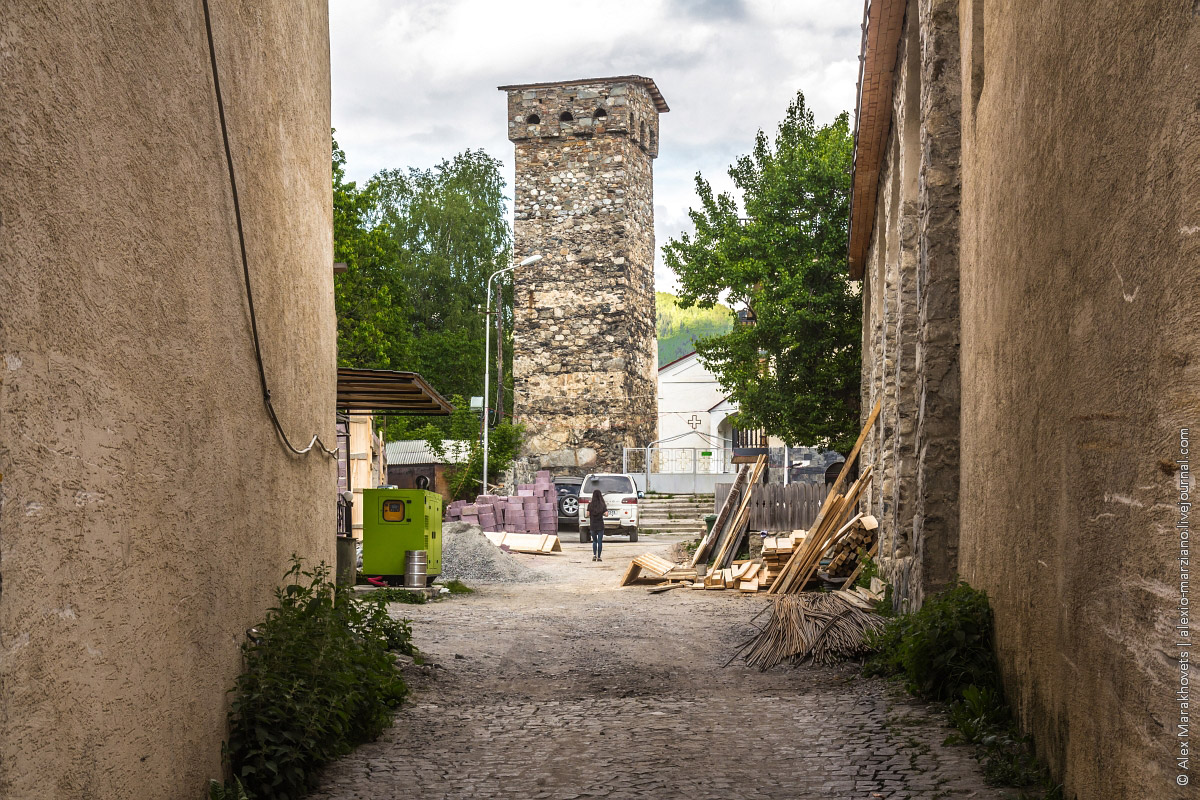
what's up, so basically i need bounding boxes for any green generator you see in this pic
[361,488,442,585]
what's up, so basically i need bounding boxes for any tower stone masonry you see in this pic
[499,75,666,476]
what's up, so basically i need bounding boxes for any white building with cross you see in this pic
[656,351,737,449]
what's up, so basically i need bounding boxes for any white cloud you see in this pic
[331,0,862,294]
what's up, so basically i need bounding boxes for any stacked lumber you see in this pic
[697,559,767,591]
[731,589,888,670]
[445,470,558,534]
[768,400,882,595]
[760,532,805,589]
[824,515,878,578]
[619,402,887,599]
[620,553,698,586]
[482,531,562,554]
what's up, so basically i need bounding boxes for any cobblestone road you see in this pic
[311,535,1009,800]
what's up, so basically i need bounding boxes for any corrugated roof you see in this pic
[384,440,471,466]
[498,75,670,113]
[337,368,453,415]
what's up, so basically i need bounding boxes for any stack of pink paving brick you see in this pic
[444,470,560,534]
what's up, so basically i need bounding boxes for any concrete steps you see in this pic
[638,495,715,535]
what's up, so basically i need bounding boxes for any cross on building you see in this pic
[687,414,702,429]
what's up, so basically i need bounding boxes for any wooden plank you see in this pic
[788,469,874,592]
[619,561,642,587]
[768,400,881,594]
[710,455,767,569]
[496,532,563,554]
[691,464,751,567]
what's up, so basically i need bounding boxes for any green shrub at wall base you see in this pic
[211,558,414,800]
[864,581,1000,701]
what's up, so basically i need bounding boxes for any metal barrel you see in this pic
[404,550,428,589]
[335,536,357,587]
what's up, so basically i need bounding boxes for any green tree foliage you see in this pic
[656,291,734,365]
[333,137,409,369]
[410,396,524,499]
[662,93,860,453]
[332,133,513,438]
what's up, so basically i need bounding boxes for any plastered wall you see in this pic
[956,2,1200,797]
[0,2,334,796]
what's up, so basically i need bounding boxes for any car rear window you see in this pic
[582,476,634,495]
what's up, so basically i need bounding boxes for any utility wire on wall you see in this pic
[201,0,336,458]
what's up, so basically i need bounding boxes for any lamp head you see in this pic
[518,254,543,267]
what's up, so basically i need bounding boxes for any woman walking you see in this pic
[588,488,607,561]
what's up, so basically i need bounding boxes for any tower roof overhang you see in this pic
[498,75,669,113]
[847,0,906,280]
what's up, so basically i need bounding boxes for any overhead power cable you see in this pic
[201,0,336,458]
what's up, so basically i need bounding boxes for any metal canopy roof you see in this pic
[336,368,454,416]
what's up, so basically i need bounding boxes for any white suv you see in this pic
[577,473,642,543]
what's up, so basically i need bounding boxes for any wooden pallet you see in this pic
[620,553,698,586]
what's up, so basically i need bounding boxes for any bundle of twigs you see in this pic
[731,592,887,670]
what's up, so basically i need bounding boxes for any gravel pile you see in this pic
[438,522,548,584]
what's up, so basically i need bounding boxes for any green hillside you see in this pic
[656,292,735,366]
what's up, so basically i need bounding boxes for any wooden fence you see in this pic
[714,481,826,532]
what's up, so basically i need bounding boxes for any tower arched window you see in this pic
[559,111,574,122]
[525,113,541,124]
[595,108,608,119]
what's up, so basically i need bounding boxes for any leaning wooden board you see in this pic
[769,400,881,595]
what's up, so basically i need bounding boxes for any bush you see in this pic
[212,558,413,799]
[864,582,1062,797]
[864,581,1000,701]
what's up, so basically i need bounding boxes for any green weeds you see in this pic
[208,558,415,800]
[865,581,1062,798]
[368,587,428,604]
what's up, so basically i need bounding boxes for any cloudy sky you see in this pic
[331,0,863,293]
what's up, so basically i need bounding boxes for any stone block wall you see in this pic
[858,0,1198,796]
[861,0,955,612]
[502,78,662,475]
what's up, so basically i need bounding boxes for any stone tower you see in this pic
[499,75,667,476]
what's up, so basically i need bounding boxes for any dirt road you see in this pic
[311,533,1007,800]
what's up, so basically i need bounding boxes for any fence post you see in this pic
[645,446,652,494]
[783,445,790,486]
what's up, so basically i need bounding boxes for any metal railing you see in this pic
[623,447,739,494]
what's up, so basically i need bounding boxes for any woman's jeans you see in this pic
[590,522,604,558]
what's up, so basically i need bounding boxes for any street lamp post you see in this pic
[482,254,541,491]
